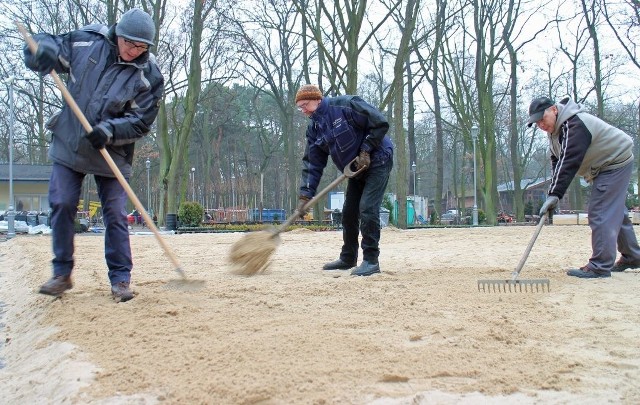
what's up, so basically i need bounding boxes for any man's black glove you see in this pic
[355,150,370,170]
[85,126,110,149]
[33,41,58,74]
[539,196,559,216]
[296,196,311,218]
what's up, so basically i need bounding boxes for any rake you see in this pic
[17,22,204,291]
[478,213,551,293]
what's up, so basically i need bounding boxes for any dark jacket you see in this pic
[299,95,393,198]
[547,97,633,199]
[24,24,164,178]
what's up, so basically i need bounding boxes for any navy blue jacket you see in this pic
[24,24,164,178]
[299,95,393,198]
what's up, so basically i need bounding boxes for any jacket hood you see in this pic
[554,97,583,133]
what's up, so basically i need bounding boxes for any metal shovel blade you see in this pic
[477,278,550,293]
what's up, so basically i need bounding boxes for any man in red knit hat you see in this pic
[295,84,394,276]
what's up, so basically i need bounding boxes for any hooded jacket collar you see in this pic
[553,97,583,135]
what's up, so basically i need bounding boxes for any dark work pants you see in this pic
[586,162,640,274]
[49,163,132,285]
[340,159,393,264]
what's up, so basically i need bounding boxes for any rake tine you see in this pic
[477,279,550,293]
[478,214,551,294]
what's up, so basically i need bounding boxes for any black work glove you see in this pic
[296,196,311,218]
[355,150,370,170]
[85,126,110,149]
[539,196,559,216]
[33,41,58,74]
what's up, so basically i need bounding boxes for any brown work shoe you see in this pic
[611,260,640,272]
[39,275,73,297]
[111,281,134,303]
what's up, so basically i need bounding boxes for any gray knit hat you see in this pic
[116,8,155,46]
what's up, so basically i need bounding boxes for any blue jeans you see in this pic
[49,163,132,285]
[340,159,393,263]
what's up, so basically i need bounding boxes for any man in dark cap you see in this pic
[295,84,394,276]
[24,8,164,301]
[528,96,640,278]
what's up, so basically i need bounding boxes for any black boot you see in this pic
[111,281,134,302]
[351,260,381,276]
[322,258,356,270]
[39,275,73,297]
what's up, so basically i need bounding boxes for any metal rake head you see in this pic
[477,279,550,293]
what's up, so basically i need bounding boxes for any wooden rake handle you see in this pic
[16,22,186,278]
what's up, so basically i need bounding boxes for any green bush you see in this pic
[429,210,438,225]
[626,184,638,209]
[178,201,204,227]
[382,194,394,223]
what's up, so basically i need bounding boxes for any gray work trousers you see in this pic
[586,162,640,274]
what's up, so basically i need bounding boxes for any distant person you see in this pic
[528,96,640,278]
[295,84,393,276]
[24,8,164,301]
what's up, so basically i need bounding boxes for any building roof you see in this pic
[497,177,588,192]
[497,178,547,192]
[0,164,53,181]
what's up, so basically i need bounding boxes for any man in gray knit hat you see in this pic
[24,8,164,301]
[528,96,640,278]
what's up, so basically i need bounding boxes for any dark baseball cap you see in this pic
[527,96,555,127]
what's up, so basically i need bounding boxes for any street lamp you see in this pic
[471,124,479,226]
[191,167,196,201]
[231,173,236,222]
[145,159,151,213]
[5,77,16,239]
[411,161,416,196]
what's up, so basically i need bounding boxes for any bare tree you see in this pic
[159,0,238,220]
[385,0,420,229]
[412,0,455,218]
[602,0,640,70]
[228,0,309,214]
[502,0,556,221]
[292,0,400,94]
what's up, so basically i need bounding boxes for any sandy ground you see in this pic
[0,224,639,404]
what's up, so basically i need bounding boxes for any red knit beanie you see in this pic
[295,84,322,103]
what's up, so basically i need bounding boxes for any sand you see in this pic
[1,225,639,404]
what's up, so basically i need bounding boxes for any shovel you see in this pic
[477,213,551,292]
[228,157,366,275]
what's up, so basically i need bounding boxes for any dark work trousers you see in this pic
[49,163,133,285]
[586,162,640,274]
[340,159,393,264]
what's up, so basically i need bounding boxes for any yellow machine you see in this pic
[78,200,102,219]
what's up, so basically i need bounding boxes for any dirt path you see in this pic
[1,225,639,404]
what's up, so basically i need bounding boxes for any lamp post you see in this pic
[5,77,16,239]
[260,172,264,222]
[411,161,416,196]
[145,159,151,213]
[471,124,479,226]
[191,167,196,201]
[231,173,236,222]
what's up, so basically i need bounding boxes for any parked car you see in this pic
[497,212,514,223]
[440,209,460,224]
[127,210,142,225]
